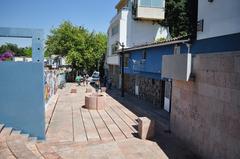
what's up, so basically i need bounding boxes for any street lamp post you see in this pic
[116,41,125,97]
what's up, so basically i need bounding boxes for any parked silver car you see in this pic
[89,71,100,84]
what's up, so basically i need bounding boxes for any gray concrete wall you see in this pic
[125,74,164,109]
[171,51,240,159]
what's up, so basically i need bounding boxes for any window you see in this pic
[111,44,118,54]
[174,44,181,55]
[139,0,164,8]
[111,24,119,37]
[142,49,147,59]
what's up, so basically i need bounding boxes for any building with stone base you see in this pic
[109,0,240,158]
[164,0,240,158]
[105,0,170,89]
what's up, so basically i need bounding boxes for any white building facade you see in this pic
[197,0,240,40]
[106,0,169,66]
[105,0,169,88]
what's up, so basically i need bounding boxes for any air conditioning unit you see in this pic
[161,54,192,81]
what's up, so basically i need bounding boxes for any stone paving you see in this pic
[0,83,200,159]
[43,83,169,158]
[46,83,139,143]
[42,83,199,159]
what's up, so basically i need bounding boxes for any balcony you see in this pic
[135,0,165,20]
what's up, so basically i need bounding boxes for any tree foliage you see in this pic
[0,43,32,57]
[45,21,107,73]
[161,0,190,38]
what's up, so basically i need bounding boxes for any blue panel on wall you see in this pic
[124,33,240,81]
[127,44,174,75]
[0,62,45,139]
[191,33,240,54]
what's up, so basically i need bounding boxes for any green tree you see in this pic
[22,47,32,57]
[161,0,190,38]
[0,43,32,57]
[45,21,107,73]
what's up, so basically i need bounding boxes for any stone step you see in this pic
[25,142,45,159]
[21,133,30,140]
[0,144,16,159]
[41,138,168,159]
[28,137,38,142]
[0,127,13,139]
[0,124,4,132]
[11,130,21,135]
[0,125,16,159]
[44,138,110,148]
[36,143,63,159]
[7,136,39,159]
[0,124,44,159]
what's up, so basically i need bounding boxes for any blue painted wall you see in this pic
[191,33,240,54]
[0,62,45,139]
[125,32,240,80]
[125,44,176,79]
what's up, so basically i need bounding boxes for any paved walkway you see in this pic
[46,83,139,143]
[0,83,198,158]
[42,83,198,159]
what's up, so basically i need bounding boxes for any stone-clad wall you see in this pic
[125,74,164,109]
[171,51,240,159]
[109,65,120,88]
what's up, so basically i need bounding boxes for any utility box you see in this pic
[162,54,192,81]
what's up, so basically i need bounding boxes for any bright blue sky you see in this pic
[0,0,117,47]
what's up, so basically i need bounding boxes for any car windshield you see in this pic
[92,75,99,78]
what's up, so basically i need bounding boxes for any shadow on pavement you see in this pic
[106,88,201,159]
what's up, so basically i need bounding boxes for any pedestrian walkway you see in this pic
[43,83,198,159]
[0,83,198,159]
[106,89,170,132]
[46,83,139,143]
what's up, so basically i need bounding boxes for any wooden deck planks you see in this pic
[46,84,140,143]
[105,107,134,138]
[109,105,138,133]
[98,110,126,141]
[89,110,114,142]
[110,99,139,123]
[72,106,87,142]
[81,108,100,142]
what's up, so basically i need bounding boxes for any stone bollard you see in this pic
[96,94,106,110]
[85,94,97,109]
[138,117,155,140]
[85,93,106,110]
[101,87,107,92]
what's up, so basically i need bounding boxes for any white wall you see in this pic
[127,17,169,47]
[106,55,120,65]
[14,57,32,62]
[107,0,169,65]
[197,0,240,40]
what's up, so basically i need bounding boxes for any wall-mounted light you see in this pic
[197,19,204,32]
